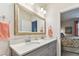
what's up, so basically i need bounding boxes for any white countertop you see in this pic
[10,38,56,56]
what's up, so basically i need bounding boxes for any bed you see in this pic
[61,37,79,53]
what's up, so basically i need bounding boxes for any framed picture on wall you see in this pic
[65,26,72,34]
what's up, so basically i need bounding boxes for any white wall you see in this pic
[0,3,14,56]
[46,4,61,56]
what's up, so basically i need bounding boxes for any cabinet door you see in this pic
[25,44,49,56]
[48,40,57,56]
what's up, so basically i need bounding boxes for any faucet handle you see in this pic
[25,39,31,42]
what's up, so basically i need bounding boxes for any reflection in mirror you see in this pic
[18,8,32,32]
[14,4,46,35]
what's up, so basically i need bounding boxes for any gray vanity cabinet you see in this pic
[26,44,49,56]
[25,40,57,56]
[11,40,57,56]
[48,40,57,56]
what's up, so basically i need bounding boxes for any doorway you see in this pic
[60,7,79,56]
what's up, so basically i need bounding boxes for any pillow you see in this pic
[73,39,79,48]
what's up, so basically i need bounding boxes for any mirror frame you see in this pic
[14,4,46,35]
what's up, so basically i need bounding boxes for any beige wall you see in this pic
[0,3,14,56]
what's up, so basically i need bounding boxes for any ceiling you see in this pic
[26,3,79,12]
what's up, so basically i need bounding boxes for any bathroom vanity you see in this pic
[10,39,57,56]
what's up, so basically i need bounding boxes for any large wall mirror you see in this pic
[14,4,46,35]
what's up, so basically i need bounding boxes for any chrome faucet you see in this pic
[25,36,31,42]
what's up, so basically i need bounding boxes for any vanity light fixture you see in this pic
[40,8,46,15]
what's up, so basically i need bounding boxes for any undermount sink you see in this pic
[25,39,44,44]
[31,39,44,43]
[24,41,40,44]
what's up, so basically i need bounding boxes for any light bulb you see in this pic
[40,8,44,12]
[43,10,46,14]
